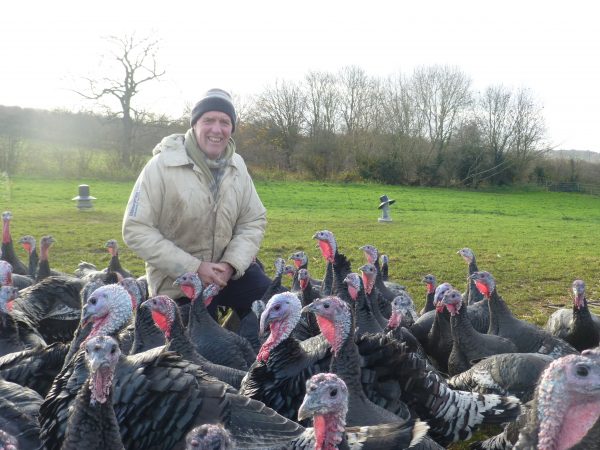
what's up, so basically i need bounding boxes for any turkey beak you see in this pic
[88,353,107,373]
[81,304,92,324]
[259,310,273,337]
[297,395,322,421]
[301,303,316,315]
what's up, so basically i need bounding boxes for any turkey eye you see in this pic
[111,345,117,354]
[323,303,330,309]
[274,305,281,311]
[330,388,337,397]
[89,298,97,305]
[576,365,589,377]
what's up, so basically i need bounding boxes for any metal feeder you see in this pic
[72,184,96,210]
[377,194,395,223]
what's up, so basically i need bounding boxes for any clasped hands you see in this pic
[196,261,234,288]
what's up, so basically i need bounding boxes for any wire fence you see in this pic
[545,181,600,196]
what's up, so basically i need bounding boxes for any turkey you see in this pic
[447,352,554,403]
[359,244,400,302]
[0,275,46,349]
[239,291,331,422]
[127,285,165,355]
[289,250,321,291]
[60,335,125,450]
[302,295,411,426]
[289,268,321,341]
[104,239,133,279]
[142,294,247,389]
[313,230,351,297]
[513,348,600,450]
[114,276,149,355]
[457,248,485,305]
[343,272,385,336]
[0,341,71,397]
[0,379,43,450]
[289,372,427,450]
[305,296,518,447]
[185,424,234,450]
[387,290,419,329]
[441,288,518,376]
[1,212,28,276]
[0,430,19,450]
[471,271,578,358]
[544,279,600,351]
[35,236,61,281]
[174,272,256,370]
[73,261,109,283]
[0,286,27,356]
[385,294,431,363]
[17,235,38,280]
[423,282,454,374]
[420,274,437,315]
[40,285,304,450]
[358,263,391,327]
[11,274,87,344]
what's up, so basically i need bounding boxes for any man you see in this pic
[122,88,271,319]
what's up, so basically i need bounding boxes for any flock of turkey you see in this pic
[0,210,599,449]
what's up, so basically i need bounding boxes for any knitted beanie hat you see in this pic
[190,88,237,132]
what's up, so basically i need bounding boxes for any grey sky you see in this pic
[2,0,598,151]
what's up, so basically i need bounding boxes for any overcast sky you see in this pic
[2,0,598,152]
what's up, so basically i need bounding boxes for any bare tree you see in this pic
[381,73,422,137]
[304,71,339,136]
[409,65,472,154]
[337,66,377,134]
[254,80,306,169]
[475,85,547,184]
[75,34,165,166]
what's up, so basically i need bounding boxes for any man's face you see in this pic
[193,111,233,159]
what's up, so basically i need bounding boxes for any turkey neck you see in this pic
[487,289,519,334]
[313,413,345,450]
[301,279,318,306]
[450,308,480,349]
[62,386,124,450]
[165,309,200,362]
[569,299,600,351]
[331,252,350,297]
[188,295,222,343]
[373,259,392,299]
[28,248,38,279]
[424,290,435,312]
[341,285,382,337]
[130,303,164,354]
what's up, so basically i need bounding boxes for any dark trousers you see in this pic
[206,262,272,319]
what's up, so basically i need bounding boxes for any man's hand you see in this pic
[214,262,234,284]
[196,262,234,288]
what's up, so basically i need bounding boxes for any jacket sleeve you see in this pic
[122,159,202,279]
[220,169,266,279]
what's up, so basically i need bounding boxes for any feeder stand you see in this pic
[378,194,395,223]
[72,184,96,210]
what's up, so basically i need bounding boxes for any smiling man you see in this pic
[122,88,272,321]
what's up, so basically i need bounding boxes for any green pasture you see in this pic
[2,176,600,325]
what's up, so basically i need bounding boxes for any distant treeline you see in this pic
[1,64,599,188]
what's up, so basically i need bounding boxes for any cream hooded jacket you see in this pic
[122,133,266,299]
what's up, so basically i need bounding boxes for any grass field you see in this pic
[2,176,600,325]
